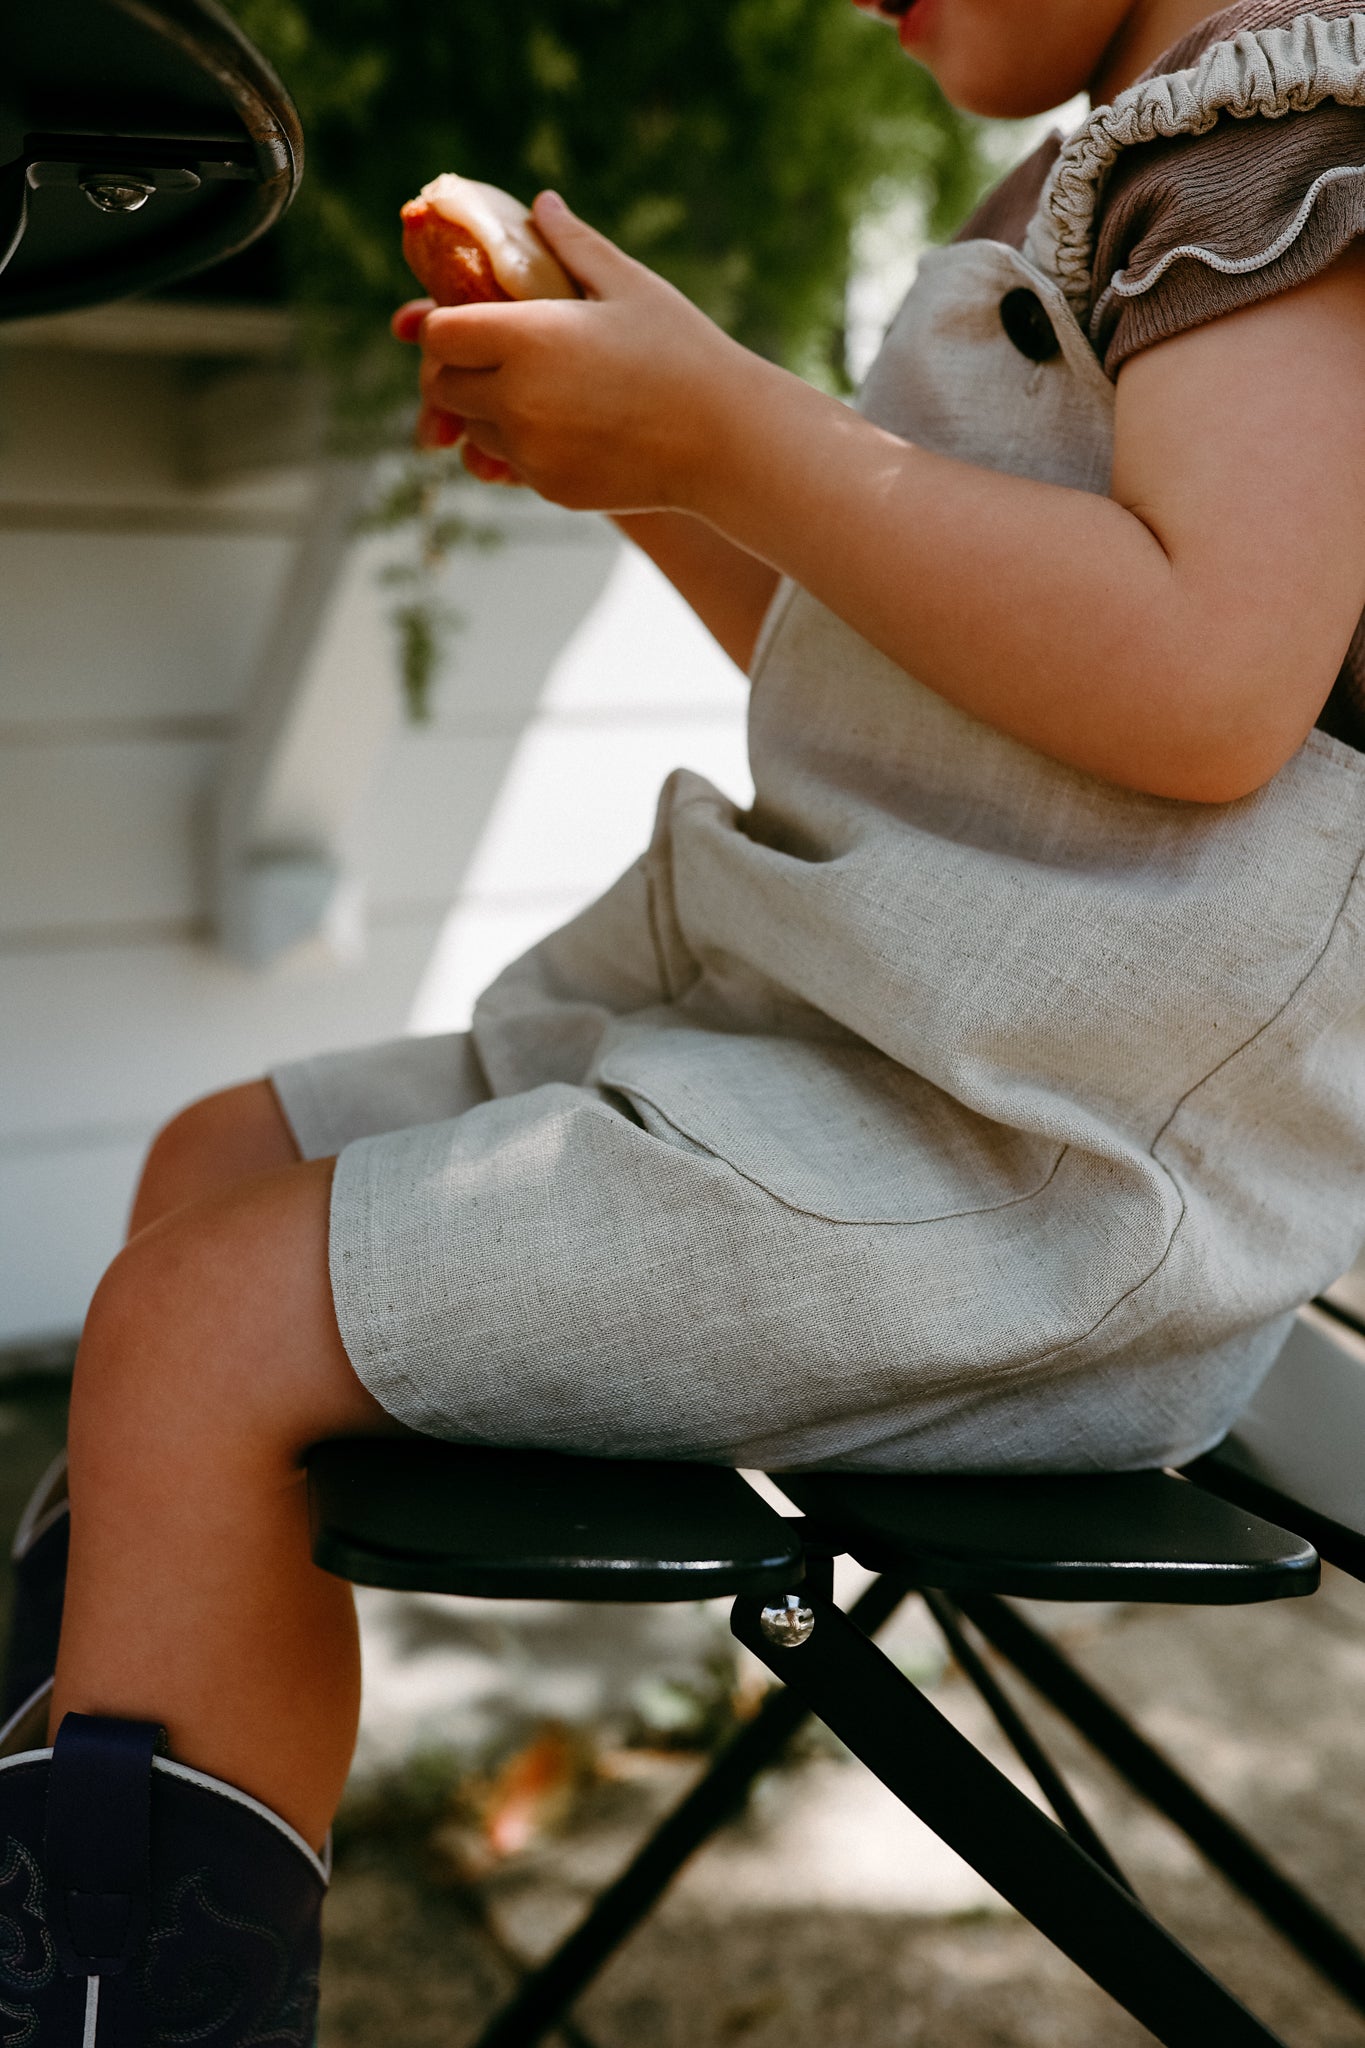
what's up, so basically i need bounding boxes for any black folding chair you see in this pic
[307,1296,1365,2048]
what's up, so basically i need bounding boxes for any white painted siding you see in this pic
[411,545,753,1033]
[0,321,615,1342]
[0,531,287,722]
[0,738,222,936]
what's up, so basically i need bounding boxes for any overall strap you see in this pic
[44,1712,165,1977]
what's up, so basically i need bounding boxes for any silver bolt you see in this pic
[759,1593,815,1649]
[80,175,156,215]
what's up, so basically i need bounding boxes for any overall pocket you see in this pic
[595,1024,1065,1226]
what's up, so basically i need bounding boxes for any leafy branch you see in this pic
[223,0,997,716]
[354,453,503,721]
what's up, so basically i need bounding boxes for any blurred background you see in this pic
[5,6,1364,2042]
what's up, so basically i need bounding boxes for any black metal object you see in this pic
[1191,1444,1365,1584]
[450,1882,607,2048]
[918,1587,1134,1892]
[779,1465,1319,1604]
[462,1562,1365,2048]
[1319,1278,1365,1337]
[1,0,302,317]
[306,1298,1365,2046]
[307,1438,804,1601]
[957,1589,1365,2016]
[733,1587,1288,2048]
[469,1568,907,2048]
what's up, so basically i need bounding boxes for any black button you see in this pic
[1000,288,1060,363]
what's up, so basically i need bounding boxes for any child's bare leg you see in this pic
[128,1079,300,1238]
[6,1084,301,1715]
[51,1157,395,1848]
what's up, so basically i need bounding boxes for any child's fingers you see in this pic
[463,418,511,463]
[392,297,436,343]
[531,191,635,299]
[420,357,500,417]
[415,403,465,450]
[420,302,536,368]
[462,444,521,487]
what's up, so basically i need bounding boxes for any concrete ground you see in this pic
[1,1374,1363,2047]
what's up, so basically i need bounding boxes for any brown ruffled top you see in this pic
[960,2,1365,746]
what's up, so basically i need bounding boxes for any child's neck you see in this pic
[1091,0,1230,102]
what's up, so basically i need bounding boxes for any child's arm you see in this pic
[417,195,1365,803]
[607,513,780,670]
[687,257,1365,801]
[399,304,779,674]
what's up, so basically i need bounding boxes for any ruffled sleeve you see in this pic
[1092,101,1365,375]
[1022,9,1365,379]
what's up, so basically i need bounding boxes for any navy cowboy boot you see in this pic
[0,1453,69,1752]
[0,1711,326,2045]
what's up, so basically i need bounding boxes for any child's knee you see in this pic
[145,1079,293,1180]
[78,1217,214,1408]
[73,1217,263,1486]
[132,1080,297,1234]
[80,1159,352,1457]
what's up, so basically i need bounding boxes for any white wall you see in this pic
[412,543,752,1031]
[1,316,683,1345]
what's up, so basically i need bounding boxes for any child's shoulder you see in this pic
[1146,0,1360,78]
[965,0,1365,378]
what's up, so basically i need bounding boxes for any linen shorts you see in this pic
[269,1028,1249,1477]
[273,1027,945,1471]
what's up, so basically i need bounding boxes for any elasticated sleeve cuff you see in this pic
[1092,102,1365,376]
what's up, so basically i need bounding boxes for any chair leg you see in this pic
[469,1572,909,2048]
[731,1588,1289,2048]
[959,1590,1365,2016]
[920,1589,1134,1893]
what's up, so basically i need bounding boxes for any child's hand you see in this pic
[391,300,511,482]
[396,194,761,513]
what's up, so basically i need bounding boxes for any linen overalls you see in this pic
[279,27,1365,1474]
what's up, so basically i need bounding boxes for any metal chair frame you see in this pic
[307,1297,1365,2048]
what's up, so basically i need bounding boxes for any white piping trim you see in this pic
[1024,13,1365,315]
[18,1501,70,1556]
[154,1759,329,1887]
[0,1746,329,1888]
[12,1451,69,1561]
[0,1678,52,1760]
[0,1747,53,1775]
[81,1975,99,2048]
[1096,158,1365,320]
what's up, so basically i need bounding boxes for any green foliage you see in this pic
[353,454,501,719]
[225,0,991,412]
[223,0,994,714]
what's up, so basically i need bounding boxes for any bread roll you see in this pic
[401,174,577,306]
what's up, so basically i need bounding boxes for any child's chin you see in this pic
[978,81,1091,118]
[934,55,1085,120]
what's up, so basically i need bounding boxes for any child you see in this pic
[11,1,1365,2038]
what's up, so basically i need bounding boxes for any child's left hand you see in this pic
[395,193,763,512]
